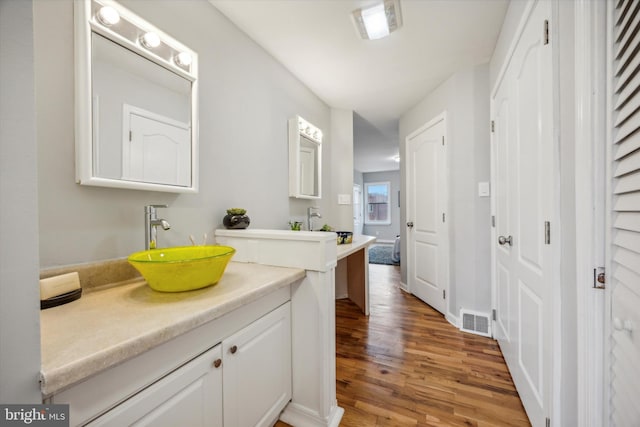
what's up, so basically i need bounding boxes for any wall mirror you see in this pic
[288,115,322,199]
[75,0,199,192]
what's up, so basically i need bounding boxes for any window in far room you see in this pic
[364,182,391,225]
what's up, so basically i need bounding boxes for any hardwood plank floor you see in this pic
[277,264,530,426]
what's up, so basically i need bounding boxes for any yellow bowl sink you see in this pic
[128,245,236,292]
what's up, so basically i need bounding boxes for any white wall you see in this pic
[362,170,400,242]
[330,109,354,232]
[399,63,491,318]
[0,0,42,403]
[33,0,338,268]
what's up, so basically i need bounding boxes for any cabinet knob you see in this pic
[230,345,238,354]
[213,359,222,368]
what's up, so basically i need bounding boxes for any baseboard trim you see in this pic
[280,402,344,427]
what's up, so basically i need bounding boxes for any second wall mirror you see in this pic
[288,115,322,199]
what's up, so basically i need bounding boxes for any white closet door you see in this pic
[609,1,640,425]
[491,1,554,425]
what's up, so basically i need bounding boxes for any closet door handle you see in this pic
[407,221,414,228]
[229,345,238,354]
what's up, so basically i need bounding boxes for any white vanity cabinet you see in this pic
[50,295,292,427]
[87,344,223,427]
[86,302,291,427]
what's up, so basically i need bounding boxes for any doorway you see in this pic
[405,113,449,316]
[353,184,363,235]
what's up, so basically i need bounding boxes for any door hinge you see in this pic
[544,221,551,245]
[546,417,551,427]
[491,120,495,133]
[594,267,606,289]
[443,290,446,299]
[492,309,497,321]
[129,130,132,142]
[491,215,496,228]
[442,136,445,146]
[442,213,446,223]
[543,20,550,45]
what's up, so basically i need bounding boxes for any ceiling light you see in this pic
[140,32,161,49]
[352,0,402,40]
[96,6,120,26]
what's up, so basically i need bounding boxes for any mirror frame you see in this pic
[288,115,322,199]
[75,0,199,193]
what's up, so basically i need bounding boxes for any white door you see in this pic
[406,114,447,315]
[608,1,640,425]
[353,184,363,234]
[122,105,191,187]
[491,1,553,426]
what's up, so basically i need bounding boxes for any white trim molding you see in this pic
[574,0,607,425]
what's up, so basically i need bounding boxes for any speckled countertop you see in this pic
[40,262,305,397]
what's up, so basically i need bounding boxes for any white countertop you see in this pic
[40,262,305,397]
[336,234,376,260]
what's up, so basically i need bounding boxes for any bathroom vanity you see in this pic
[41,229,345,427]
[41,262,304,426]
[335,234,376,315]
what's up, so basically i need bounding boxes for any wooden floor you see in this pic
[278,263,530,426]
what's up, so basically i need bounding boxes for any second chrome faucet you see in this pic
[145,204,171,250]
[307,206,321,231]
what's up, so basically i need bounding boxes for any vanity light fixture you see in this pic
[140,31,161,49]
[175,52,192,67]
[351,0,402,40]
[96,6,120,26]
[297,117,323,143]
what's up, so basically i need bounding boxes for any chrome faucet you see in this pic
[307,206,322,231]
[145,205,171,250]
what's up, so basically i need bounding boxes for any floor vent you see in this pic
[459,309,492,337]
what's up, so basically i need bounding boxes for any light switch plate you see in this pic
[478,182,491,197]
[338,194,351,205]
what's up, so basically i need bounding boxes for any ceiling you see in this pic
[210,0,509,172]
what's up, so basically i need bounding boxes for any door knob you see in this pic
[498,235,513,246]
[407,221,414,228]
[229,345,238,354]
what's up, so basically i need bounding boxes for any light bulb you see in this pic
[175,52,192,67]
[97,6,120,26]
[140,32,161,49]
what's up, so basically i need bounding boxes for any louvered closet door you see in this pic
[610,0,640,425]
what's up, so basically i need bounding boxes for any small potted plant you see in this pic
[223,208,250,229]
[288,221,303,231]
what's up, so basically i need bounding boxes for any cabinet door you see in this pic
[87,345,223,427]
[223,302,291,427]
